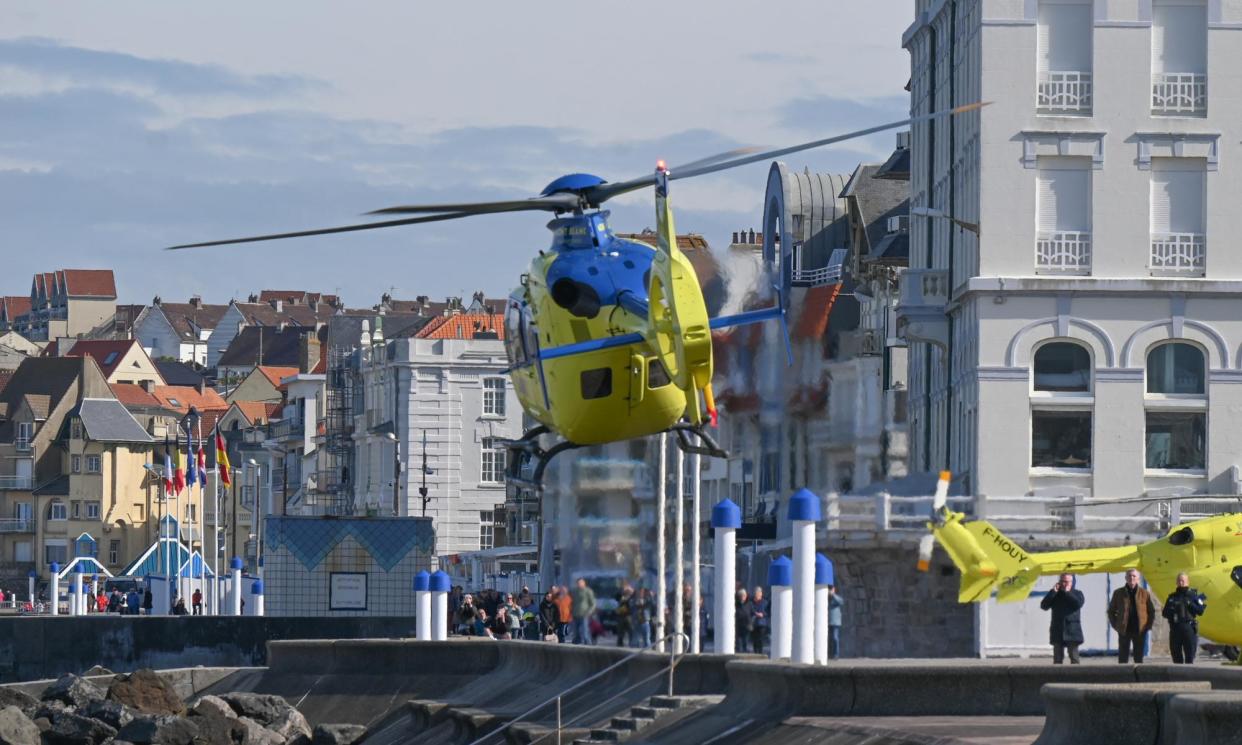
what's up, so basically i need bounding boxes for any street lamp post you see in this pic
[385,432,402,517]
[417,430,432,517]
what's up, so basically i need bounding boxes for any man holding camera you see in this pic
[1040,573,1085,664]
[1162,573,1207,664]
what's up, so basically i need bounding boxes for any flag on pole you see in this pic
[173,434,187,495]
[163,446,175,492]
[186,433,197,487]
[216,430,232,487]
[197,439,208,488]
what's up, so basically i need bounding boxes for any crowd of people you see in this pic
[1041,570,1207,664]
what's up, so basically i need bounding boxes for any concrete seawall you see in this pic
[0,616,415,682]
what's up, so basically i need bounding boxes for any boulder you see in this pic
[82,666,114,677]
[312,723,367,745]
[34,701,68,721]
[0,705,40,745]
[107,670,185,716]
[189,696,236,721]
[81,698,135,729]
[42,711,117,745]
[219,694,311,742]
[41,674,107,709]
[185,710,247,745]
[30,718,49,733]
[0,689,38,717]
[115,715,200,745]
[236,716,284,745]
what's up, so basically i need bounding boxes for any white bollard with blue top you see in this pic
[49,563,60,616]
[230,557,243,616]
[71,566,83,616]
[814,553,834,665]
[711,498,741,655]
[250,580,264,617]
[414,571,431,641]
[789,488,821,664]
[27,570,35,609]
[767,555,792,660]
[429,570,449,641]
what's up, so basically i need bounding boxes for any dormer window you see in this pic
[71,418,82,440]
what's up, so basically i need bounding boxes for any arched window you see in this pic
[1033,342,1092,392]
[1145,342,1206,471]
[1146,342,1205,395]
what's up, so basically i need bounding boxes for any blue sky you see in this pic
[0,2,911,306]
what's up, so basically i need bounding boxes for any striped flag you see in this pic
[197,440,208,487]
[216,430,232,487]
[172,434,186,495]
[163,446,175,492]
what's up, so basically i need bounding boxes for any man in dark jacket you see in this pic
[734,588,753,653]
[538,590,560,640]
[1162,573,1207,664]
[1040,573,1084,664]
[1108,568,1156,663]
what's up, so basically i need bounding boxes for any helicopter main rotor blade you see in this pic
[367,193,581,216]
[165,210,476,250]
[587,101,989,204]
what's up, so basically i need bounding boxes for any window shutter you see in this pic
[1153,2,1207,74]
[1037,157,1090,232]
[1038,2,1092,72]
[1151,159,1205,233]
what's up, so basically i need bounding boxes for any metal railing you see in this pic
[1151,233,1205,276]
[0,476,33,490]
[466,632,689,745]
[1152,73,1206,115]
[791,264,843,288]
[1036,231,1092,274]
[14,440,30,453]
[1038,71,1092,114]
[0,518,34,533]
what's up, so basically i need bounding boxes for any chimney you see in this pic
[152,295,162,306]
[189,295,202,308]
[197,379,206,395]
[141,379,154,393]
[360,319,371,348]
[248,293,259,303]
[271,299,283,313]
[299,334,322,375]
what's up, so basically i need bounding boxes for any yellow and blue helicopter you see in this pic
[170,103,983,487]
[918,472,1242,652]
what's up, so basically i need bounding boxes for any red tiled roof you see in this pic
[416,314,505,340]
[0,296,31,320]
[150,385,228,414]
[109,383,163,408]
[66,339,146,379]
[198,409,225,435]
[618,230,711,251]
[59,269,116,298]
[232,400,280,426]
[792,284,842,340]
[0,371,12,397]
[256,366,299,388]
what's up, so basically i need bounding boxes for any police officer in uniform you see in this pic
[1161,572,1207,664]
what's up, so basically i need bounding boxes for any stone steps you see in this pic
[574,694,723,744]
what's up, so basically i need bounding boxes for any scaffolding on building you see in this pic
[315,343,357,516]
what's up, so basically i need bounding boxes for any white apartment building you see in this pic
[902,0,1242,509]
[352,315,521,554]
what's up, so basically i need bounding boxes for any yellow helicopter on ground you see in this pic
[918,471,1242,651]
[171,103,984,487]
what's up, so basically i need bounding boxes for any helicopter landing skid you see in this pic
[668,422,728,459]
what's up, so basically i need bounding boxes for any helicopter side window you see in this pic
[521,306,540,361]
[581,368,612,400]
[1168,526,1194,546]
[648,358,671,389]
[504,303,526,365]
[1232,566,1242,590]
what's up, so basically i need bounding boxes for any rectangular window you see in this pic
[483,377,506,417]
[71,419,82,440]
[1152,1,1207,114]
[479,510,495,550]
[71,501,80,520]
[1150,158,1206,275]
[1145,411,1205,470]
[72,455,81,473]
[86,455,101,473]
[1037,1,1093,114]
[44,543,67,565]
[86,502,100,520]
[1036,157,1092,273]
[49,502,67,521]
[480,437,506,484]
[580,368,612,400]
[108,539,119,565]
[15,422,32,451]
[1032,410,1093,469]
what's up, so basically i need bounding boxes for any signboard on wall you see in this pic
[329,572,367,611]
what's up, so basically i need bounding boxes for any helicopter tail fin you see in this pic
[931,512,1039,603]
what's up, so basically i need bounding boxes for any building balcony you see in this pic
[1035,231,1092,275]
[1152,73,1206,116]
[0,518,34,533]
[14,440,30,454]
[1037,71,1092,115]
[895,268,950,349]
[0,476,33,490]
[1150,233,1205,277]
